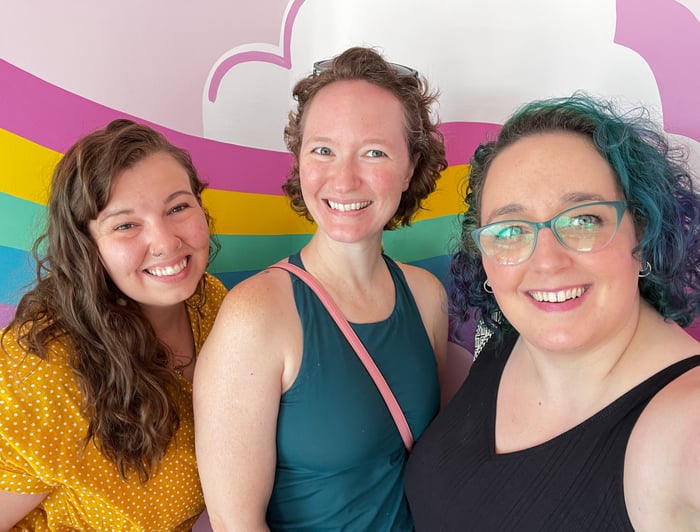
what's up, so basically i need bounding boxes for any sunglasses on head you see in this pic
[312,58,419,78]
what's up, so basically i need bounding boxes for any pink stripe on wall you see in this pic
[1,59,501,198]
[0,59,293,196]
[615,0,700,142]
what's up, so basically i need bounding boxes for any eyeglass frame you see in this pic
[312,58,420,78]
[470,200,629,266]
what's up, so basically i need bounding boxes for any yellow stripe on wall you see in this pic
[1,128,469,237]
[204,164,469,235]
[0,128,61,204]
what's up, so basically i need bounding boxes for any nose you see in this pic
[149,222,182,258]
[331,157,361,193]
[528,227,572,271]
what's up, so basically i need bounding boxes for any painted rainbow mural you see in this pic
[2,0,699,341]
[0,58,506,331]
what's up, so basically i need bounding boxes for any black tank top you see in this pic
[404,333,700,531]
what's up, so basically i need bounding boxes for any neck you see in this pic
[142,302,189,338]
[302,233,385,287]
[299,234,395,323]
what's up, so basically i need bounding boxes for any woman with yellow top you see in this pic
[0,119,227,531]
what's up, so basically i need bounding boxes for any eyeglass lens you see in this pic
[475,202,624,265]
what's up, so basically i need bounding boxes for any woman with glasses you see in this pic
[194,46,448,531]
[404,94,700,530]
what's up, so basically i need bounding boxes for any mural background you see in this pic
[1,0,699,528]
[1,1,699,346]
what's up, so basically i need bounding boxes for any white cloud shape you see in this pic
[203,0,664,152]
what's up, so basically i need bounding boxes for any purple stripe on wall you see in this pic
[0,304,16,329]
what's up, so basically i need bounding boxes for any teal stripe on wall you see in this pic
[0,193,45,251]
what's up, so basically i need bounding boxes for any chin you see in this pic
[533,335,588,354]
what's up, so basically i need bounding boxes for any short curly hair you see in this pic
[449,93,700,342]
[283,46,447,230]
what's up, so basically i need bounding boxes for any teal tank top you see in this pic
[266,253,440,531]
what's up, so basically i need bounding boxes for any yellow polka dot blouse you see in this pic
[0,273,227,531]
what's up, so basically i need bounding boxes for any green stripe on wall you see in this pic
[0,192,46,251]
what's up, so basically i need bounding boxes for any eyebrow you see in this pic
[98,190,194,222]
[483,192,609,223]
[304,135,392,146]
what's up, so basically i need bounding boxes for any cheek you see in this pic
[299,162,322,191]
[482,262,525,308]
[188,213,213,250]
[482,261,509,286]
[97,240,142,276]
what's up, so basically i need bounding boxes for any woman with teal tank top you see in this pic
[194,46,450,531]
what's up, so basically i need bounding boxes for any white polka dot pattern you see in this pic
[0,273,227,531]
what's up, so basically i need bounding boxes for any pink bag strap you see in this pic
[268,261,414,452]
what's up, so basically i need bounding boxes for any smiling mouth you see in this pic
[146,257,188,277]
[326,200,372,212]
[529,286,587,303]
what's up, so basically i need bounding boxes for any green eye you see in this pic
[558,214,602,232]
[572,214,600,227]
[494,225,524,240]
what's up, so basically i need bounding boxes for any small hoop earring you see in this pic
[483,280,494,294]
[638,261,652,278]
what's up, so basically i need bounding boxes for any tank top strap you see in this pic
[607,354,700,420]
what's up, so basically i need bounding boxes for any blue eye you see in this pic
[367,149,386,158]
[313,147,332,156]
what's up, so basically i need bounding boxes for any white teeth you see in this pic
[147,257,187,277]
[530,287,585,303]
[327,200,371,212]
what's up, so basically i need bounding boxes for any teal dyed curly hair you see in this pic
[450,93,700,342]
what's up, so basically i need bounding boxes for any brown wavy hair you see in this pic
[2,119,218,482]
[283,46,447,230]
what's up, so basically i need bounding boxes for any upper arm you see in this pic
[193,272,298,531]
[628,364,700,528]
[675,385,700,523]
[0,490,49,531]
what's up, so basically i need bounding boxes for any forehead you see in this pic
[302,79,407,136]
[480,131,620,216]
[108,152,191,200]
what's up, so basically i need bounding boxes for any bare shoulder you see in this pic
[197,267,298,369]
[648,358,700,465]
[395,262,447,301]
[626,352,700,528]
[215,267,295,325]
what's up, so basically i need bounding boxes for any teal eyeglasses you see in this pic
[471,201,628,265]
